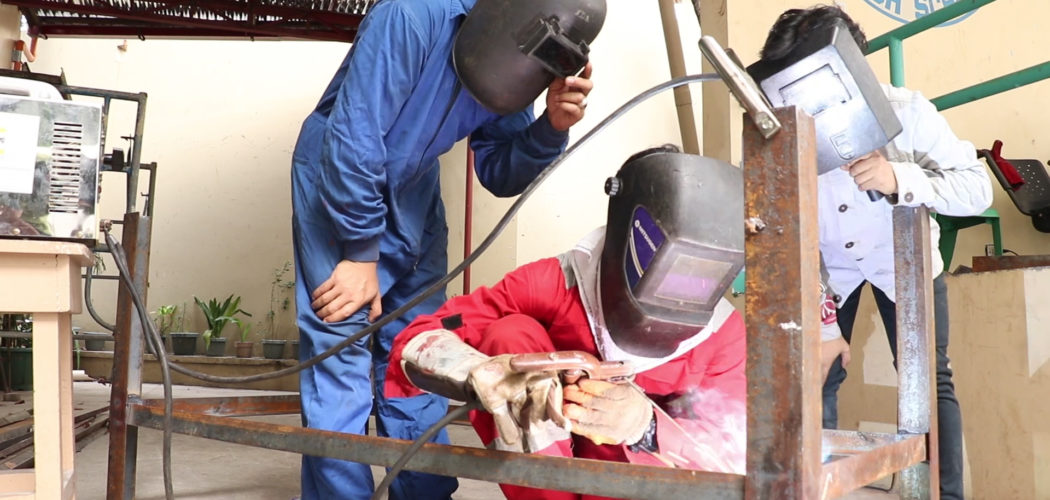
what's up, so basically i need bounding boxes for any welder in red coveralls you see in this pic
[385,145,850,500]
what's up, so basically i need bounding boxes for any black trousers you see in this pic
[822,275,964,499]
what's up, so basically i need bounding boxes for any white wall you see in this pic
[29,38,349,338]
[25,1,704,334]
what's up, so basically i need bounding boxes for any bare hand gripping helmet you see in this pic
[454,0,606,115]
[600,147,744,357]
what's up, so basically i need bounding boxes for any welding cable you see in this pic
[370,401,480,500]
[103,74,722,500]
[142,72,723,387]
[105,230,176,500]
[84,261,117,332]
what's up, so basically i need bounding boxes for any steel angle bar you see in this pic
[742,107,822,500]
[820,434,927,499]
[128,403,745,500]
[136,395,300,417]
[892,206,937,500]
[823,429,919,455]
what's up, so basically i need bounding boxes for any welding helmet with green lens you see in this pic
[599,148,744,357]
[454,0,606,115]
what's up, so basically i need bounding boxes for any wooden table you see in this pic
[0,239,92,500]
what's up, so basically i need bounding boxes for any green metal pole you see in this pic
[888,37,905,87]
[932,60,1050,110]
[866,0,997,53]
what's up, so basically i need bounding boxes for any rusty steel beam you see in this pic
[971,254,1050,273]
[10,0,364,41]
[741,106,822,499]
[823,429,917,455]
[137,395,300,416]
[128,403,745,500]
[106,213,151,500]
[820,434,926,499]
[892,206,938,499]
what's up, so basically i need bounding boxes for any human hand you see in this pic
[563,378,653,446]
[821,336,851,383]
[467,354,566,447]
[310,260,382,323]
[545,63,593,131]
[842,150,897,195]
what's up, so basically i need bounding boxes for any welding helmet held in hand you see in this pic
[745,18,901,175]
[600,147,745,358]
[454,0,606,115]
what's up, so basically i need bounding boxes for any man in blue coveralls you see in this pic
[289,0,596,498]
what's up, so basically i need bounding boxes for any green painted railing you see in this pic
[864,0,1050,111]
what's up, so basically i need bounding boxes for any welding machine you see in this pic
[0,77,102,244]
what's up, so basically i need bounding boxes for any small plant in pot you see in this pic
[147,304,178,355]
[167,303,200,356]
[262,262,295,360]
[195,294,252,357]
[234,322,254,358]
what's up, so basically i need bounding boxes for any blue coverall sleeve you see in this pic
[469,108,569,197]
[320,4,428,262]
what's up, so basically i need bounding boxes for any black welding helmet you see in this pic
[745,18,902,175]
[453,0,606,115]
[599,148,744,358]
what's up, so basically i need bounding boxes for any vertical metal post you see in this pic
[892,207,938,500]
[106,213,151,500]
[126,94,148,215]
[658,0,700,154]
[742,107,822,499]
[889,38,906,88]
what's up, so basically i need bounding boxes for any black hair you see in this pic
[760,5,867,61]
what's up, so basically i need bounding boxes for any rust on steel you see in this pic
[820,433,927,499]
[971,254,1050,272]
[892,207,938,500]
[137,395,301,417]
[741,106,822,500]
[106,213,151,500]
[128,403,745,500]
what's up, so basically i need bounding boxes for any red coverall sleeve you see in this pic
[625,310,748,474]
[385,257,569,398]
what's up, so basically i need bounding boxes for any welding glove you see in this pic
[400,329,568,451]
[563,378,654,447]
[467,355,568,451]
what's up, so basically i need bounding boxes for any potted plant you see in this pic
[262,262,295,360]
[168,303,200,356]
[147,304,178,355]
[234,322,253,358]
[194,294,252,357]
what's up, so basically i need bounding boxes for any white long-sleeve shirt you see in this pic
[819,84,993,304]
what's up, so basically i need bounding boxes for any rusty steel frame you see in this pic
[11,0,371,42]
[104,108,936,499]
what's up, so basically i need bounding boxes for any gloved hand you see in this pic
[467,355,567,449]
[562,378,653,446]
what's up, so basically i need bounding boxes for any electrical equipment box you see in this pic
[0,91,102,245]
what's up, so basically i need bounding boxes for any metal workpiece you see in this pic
[821,432,927,500]
[892,207,939,499]
[103,101,935,500]
[135,395,301,417]
[128,402,744,500]
[741,106,822,499]
[106,213,151,500]
[699,36,781,139]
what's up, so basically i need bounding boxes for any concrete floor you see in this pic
[2,382,897,499]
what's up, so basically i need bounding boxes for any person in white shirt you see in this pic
[759,6,993,499]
